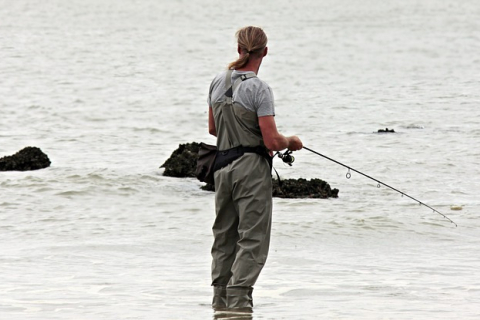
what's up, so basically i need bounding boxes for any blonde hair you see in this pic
[228,26,268,70]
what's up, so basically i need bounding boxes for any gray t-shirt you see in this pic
[208,70,275,117]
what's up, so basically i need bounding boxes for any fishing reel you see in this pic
[276,149,295,166]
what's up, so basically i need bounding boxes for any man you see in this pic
[207,26,303,311]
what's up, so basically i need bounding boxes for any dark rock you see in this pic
[0,147,51,171]
[160,142,201,178]
[272,178,339,198]
[162,142,339,199]
[377,128,395,133]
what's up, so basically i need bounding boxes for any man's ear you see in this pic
[238,45,242,54]
[263,47,268,57]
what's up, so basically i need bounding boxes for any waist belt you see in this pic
[213,145,272,172]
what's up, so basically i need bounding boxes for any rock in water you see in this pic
[377,128,395,133]
[160,142,201,178]
[0,147,51,171]
[272,178,339,198]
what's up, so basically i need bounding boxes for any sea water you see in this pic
[1,0,479,319]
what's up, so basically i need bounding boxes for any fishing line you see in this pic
[279,146,457,227]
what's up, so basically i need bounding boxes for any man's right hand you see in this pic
[287,136,303,151]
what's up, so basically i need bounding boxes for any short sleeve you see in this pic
[255,85,275,117]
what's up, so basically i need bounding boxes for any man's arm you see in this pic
[258,115,302,151]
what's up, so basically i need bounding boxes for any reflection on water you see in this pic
[213,309,253,320]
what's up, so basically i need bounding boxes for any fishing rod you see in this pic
[277,147,457,227]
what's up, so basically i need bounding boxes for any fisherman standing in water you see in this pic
[207,26,303,311]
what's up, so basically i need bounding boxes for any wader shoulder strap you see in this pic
[232,73,256,94]
[224,69,234,101]
[224,71,256,99]
[225,69,233,90]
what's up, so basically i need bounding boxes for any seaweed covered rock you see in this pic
[272,178,339,198]
[160,142,201,178]
[0,147,51,171]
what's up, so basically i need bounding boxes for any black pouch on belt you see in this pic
[213,145,272,173]
[213,146,245,172]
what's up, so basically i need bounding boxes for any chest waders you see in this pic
[211,70,273,311]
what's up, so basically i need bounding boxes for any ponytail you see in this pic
[228,26,268,70]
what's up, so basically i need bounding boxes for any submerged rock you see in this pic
[162,142,339,199]
[0,147,51,171]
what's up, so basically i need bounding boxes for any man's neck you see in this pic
[236,57,263,75]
